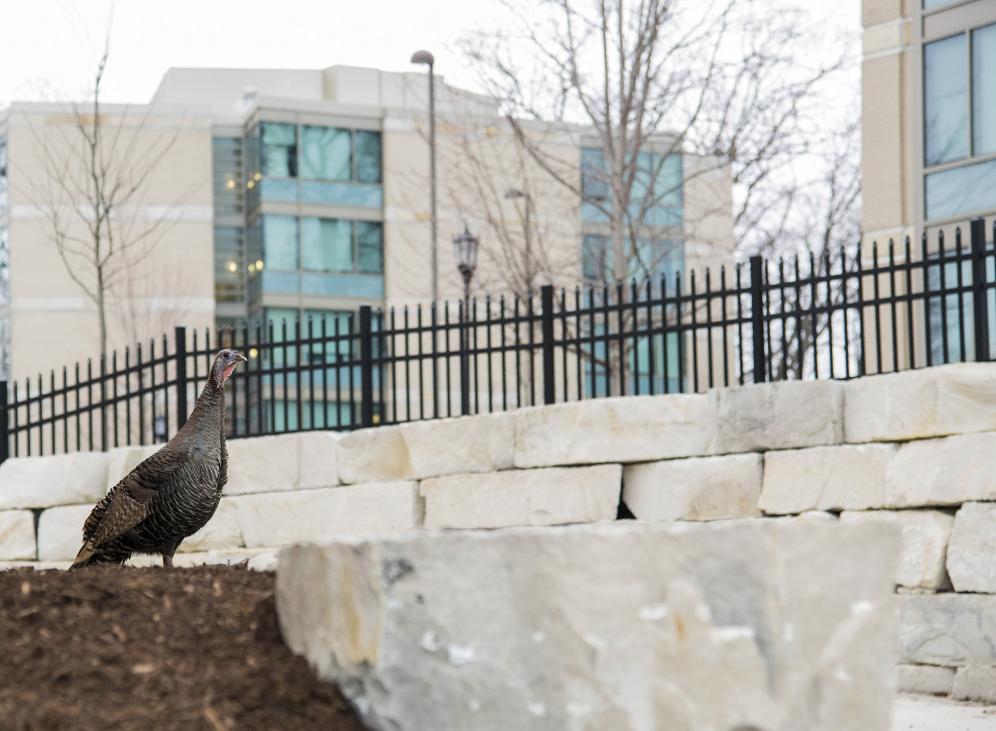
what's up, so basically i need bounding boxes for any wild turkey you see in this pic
[70,349,247,569]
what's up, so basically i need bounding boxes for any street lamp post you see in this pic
[453,225,479,415]
[410,49,438,302]
[504,188,533,296]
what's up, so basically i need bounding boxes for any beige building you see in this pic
[862,0,996,239]
[0,64,733,394]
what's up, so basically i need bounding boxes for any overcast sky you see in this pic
[0,0,502,105]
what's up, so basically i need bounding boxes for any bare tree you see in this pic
[462,0,851,282]
[20,32,188,362]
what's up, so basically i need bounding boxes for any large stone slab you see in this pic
[623,453,761,521]
[899,594,996,667]
[897,664,955,696]
[235,483,419,549]
[0,510,36,560]
[845,363,996,443]
[760,444,894,514]
[420,465,621,529]
[277,520,900,731]
[885,433,996,506]
[37,504,91,560]
[513,394,715,469]
[839,510,953,590]
[711,379,845,453]
[946,502,996,593]
[225,432,339,495]
[0,452,109,509]
[339,414,516,484]
[953,667,996,704]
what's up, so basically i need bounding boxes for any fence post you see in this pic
[459,301,471,416]
[174,326,189,429]
[970,218,990,362]
[359,306,374,427]
[749,256,767,383]
[0,381,8,465]
[541,285,556,404]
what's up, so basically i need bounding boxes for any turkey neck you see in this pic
[172,378,226,450]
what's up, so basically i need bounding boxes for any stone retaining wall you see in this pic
[1,362,995,702]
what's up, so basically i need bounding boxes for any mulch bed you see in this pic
[0,565,368,731]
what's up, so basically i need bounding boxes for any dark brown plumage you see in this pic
[70,349,247,569]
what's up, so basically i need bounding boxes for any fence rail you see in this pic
[3,218,994,462]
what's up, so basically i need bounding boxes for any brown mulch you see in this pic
[0,565,369,731]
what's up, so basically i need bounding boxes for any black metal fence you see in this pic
[2,217,994,462]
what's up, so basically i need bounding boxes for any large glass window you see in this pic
[973,24,996,156]
[214,226,245,303]
[211,137,243,217]
[581,148,608,201]
[925,157,996,220]
[924,34,968,166]
[355,131,382,183]
[581,234,683,282]
[261,123,297,178]
[299,126,351,180]
[356,221,384,273]
[262,215,298,270]
[301,217,353,273]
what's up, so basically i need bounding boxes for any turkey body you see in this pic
[70,350,242,569]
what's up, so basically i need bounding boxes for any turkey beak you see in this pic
[236,352,248,364]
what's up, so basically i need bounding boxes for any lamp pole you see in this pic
[453,226,479,415]
[411,50,438,302]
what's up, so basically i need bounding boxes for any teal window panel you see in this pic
[925,157,996,220]
[299,272,385,299]
[924,34,968,165]
[298,180,383,208]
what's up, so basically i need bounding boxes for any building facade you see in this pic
[0,65,734,389]
[862,0,996,238]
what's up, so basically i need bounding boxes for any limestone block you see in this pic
[337,427,412,484]
[296,431,341,489]
[623,454,761,521]
[179,498,243,553]
[885,433,996,506]
[760,444,894,514]
[845,363,996,443]
[839,510,953,589]
[513,394,715,469]
[946,502,996,593]
[711,379,844,453]
[400,413,515,479]
[37,504,92,560]
[277,520,899,731]
[0,510,36,560]
[420,465,621,529]
[899,594,996,666]
[0,452,109,510]
[897,664,955,696]
[236,483,419,549]
[953,667,996,704]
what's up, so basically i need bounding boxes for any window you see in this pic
[355,131,382,183]
[301,217,352,272]
[924,34,968,166]
[257,215,384,278]
[214,226,245,303]
[581,148,608,201]
[974,24,996,156]
[922,23,996,220]
[211,137,243,216]
[260,123,297,178]
[304,309,353,363]
[925,255,996,364]
[581,234,683,282]
[356,221,384,273]
[262,215,298,270]
[299,126,351,180]
[925,157,996,220]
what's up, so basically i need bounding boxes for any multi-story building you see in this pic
[863,0,996,236]
[0,65,733,395]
